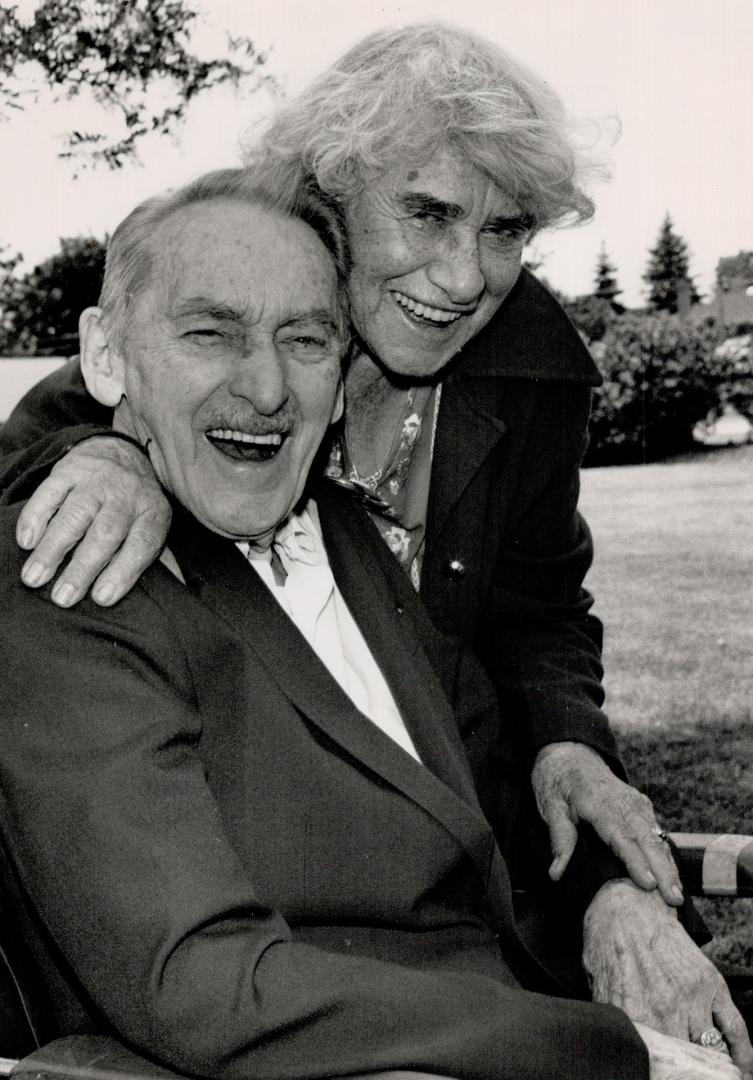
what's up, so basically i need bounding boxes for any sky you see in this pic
[1,0,752,308]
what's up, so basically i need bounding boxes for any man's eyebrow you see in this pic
[280,311,340,334]
[172,298,245,321]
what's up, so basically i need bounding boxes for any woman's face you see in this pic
[344,144,532,379]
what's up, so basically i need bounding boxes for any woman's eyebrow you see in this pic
[399,194,533,232]
[398,192,463,219]
[485,212,536,232]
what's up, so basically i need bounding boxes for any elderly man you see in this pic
[0,169,744,1080]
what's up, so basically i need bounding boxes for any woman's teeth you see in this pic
[392,291,463,325]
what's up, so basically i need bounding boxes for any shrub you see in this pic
[585,313,731,465]
[562,295,620,343]
[714,334,753,420]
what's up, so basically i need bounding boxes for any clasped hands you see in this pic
[533,743,752,1079]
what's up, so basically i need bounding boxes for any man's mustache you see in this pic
[203,406,297,436]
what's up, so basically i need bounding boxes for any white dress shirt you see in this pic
[238,502,421,763]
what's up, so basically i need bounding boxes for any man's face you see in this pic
[344,143,532,379]
[112,200,344,544]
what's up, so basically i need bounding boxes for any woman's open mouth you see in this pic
[391,290,465,327]
[205,428,287,462]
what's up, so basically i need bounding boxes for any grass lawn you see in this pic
[580,445,753,969]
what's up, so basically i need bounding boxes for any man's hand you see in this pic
[635,1022,744,1080]
[531,740,684,905]
[17,436,171,607]
[585,880,753,1078]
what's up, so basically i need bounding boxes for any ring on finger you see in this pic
[696,1028,725,1050]
[651,826,670,844]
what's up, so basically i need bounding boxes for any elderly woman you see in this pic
[0,22,750,1070]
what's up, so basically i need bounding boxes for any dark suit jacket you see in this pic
[0,480,647,1080]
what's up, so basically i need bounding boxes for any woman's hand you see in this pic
[532,740,684,905]
[17,436,171,606]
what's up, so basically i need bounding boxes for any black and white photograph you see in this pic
[0,2,752,1078]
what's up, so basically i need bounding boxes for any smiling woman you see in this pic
[342,144,533,380]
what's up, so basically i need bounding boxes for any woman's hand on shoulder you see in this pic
[17,435,171,607]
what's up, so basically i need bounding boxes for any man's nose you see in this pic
[427,228,485,304]
[229,347,289,415]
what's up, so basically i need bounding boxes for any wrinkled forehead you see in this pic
[140,200,340,321]
[352,142,522,218]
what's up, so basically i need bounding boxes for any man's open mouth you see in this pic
[205,428,287,462]
[391,290,466,327]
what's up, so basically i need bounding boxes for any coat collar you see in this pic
[450,268,602,384]
[426,270,599,547]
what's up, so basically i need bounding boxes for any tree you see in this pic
[643,214,700,313]
[0,236,106,356]
[0,1,273,169]
[593,243,623,307]
[715,251,753,293]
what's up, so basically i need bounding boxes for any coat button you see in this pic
[445,558,466,579]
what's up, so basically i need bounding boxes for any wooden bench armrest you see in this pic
[670,832,753,897]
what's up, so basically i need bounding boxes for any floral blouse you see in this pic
[325,385,441,590]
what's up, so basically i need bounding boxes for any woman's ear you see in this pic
[79,307,125,408]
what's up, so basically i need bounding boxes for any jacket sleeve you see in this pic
[0,357,114,496]
[0,511,648,1080]
[0,357,108,455]
[490,380,617,763]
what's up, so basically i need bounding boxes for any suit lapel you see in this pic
[425,267,601,550]
[316,484,480,800]
[427,374,506,547]
[167,504,566,994]
[167,508,502,901]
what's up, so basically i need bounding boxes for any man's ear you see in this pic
[331,378,345,424]
[79,307,125,408]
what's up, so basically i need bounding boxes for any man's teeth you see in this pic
[392,291,464,325]
[207,429,283,445]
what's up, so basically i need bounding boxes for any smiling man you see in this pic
[82,192,345,543]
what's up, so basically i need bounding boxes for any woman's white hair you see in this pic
[246,21,596,229]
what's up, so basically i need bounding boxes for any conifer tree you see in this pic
[593,244,622,305]
[643,214,700,313]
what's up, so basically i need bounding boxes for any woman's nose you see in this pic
[426,228,485,304]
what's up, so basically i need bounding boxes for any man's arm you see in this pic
[0,512,649,1080]
[0,357,108,455]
